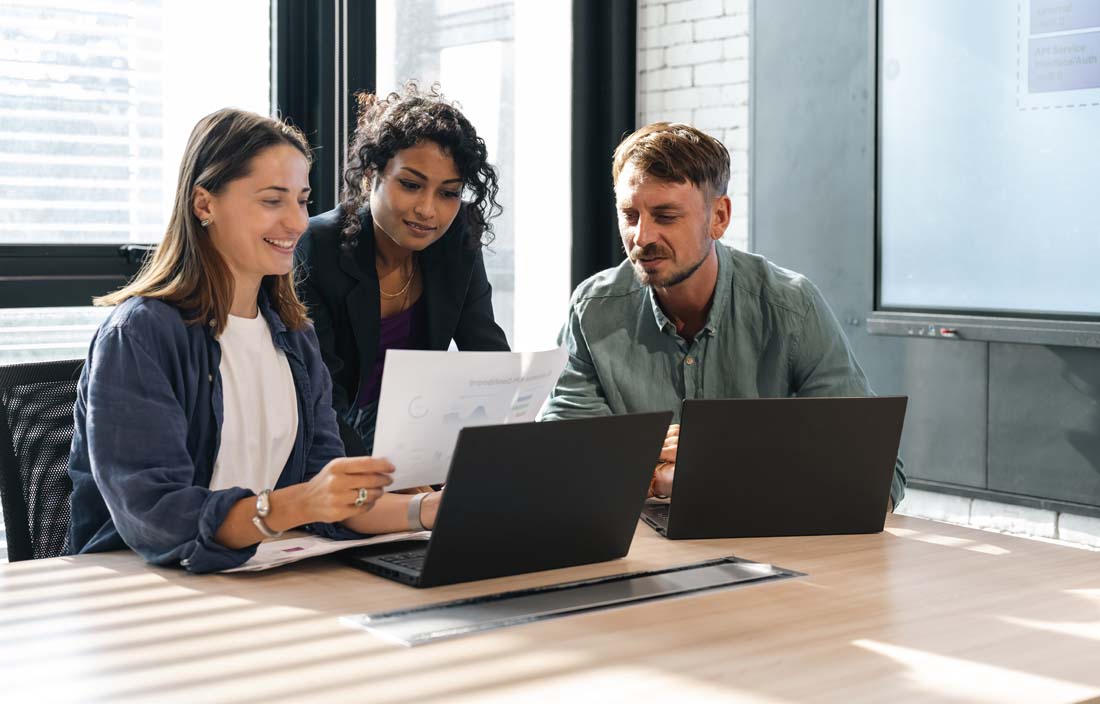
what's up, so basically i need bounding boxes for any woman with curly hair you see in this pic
[297,84,509,456]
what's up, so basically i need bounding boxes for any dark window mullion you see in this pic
[571,0,637,288]
[0,244,150,308]
[274,0,376,217]
[274,0,339,216]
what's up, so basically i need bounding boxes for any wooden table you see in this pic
[3,515,1100,703]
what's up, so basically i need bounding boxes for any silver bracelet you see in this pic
[253,489,284,539]
[252,514,284,539]
[407,492,428,531]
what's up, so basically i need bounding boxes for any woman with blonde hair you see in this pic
[68,108,441,573]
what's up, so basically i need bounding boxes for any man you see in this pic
[542,122,905,506]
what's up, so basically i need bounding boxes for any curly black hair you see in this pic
[339,82,501,249]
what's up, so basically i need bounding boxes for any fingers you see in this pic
[350,486,385,508]
[651,461,675,498]
[392,485,433,495]
[324,456,395,494]
[329,471,393,495]
[332,456,395,475]
[306,457,399,522]
[660,424,680,463]
[660,437,678,463]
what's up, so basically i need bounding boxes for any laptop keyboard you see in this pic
[376,548,427,572]
[643,502,671,527]
[648,503,670,519]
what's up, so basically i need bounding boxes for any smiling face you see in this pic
[616,161,726,288]
[194,143,311,289]
[368,140,463,252]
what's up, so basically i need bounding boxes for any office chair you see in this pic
[0,359,84,561]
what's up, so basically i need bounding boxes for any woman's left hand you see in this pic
[419,491,443,530]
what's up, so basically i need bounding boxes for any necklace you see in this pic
[379,257,414,299]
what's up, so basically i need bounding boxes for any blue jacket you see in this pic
[67,292,353,573]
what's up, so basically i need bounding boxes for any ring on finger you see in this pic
[354,487,369,508]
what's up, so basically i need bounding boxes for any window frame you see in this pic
[0,0,375,309]
[0,0,632,310]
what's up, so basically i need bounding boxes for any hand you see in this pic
[419,491,443,530]
[650,424,679,498]
[300,456,394,523]
[650,462,675,498]
[660,423,679,465]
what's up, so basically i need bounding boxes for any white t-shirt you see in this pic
[208,313,299,494]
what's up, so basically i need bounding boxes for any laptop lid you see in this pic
[663,397,907,539]
[410,411,672,587]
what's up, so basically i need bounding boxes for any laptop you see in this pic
[641,397,907,539]
[343,411,672,587]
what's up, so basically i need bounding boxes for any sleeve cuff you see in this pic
[180,487,260,573]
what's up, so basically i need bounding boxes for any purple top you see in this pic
[357,296,428,408]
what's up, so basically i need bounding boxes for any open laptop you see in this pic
[343,411,672,587]
[641,397,907,539]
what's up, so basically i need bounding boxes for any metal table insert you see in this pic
[343,556,803,646]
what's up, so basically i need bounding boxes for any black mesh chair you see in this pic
[0,359,84,561]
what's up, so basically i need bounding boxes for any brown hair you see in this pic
[612,122,730,200]
[96,108,313,335]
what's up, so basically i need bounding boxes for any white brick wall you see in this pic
[1057,513,1100,549]
[897,488,1100,550]
[637,0,751,250]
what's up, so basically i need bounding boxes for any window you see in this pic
[0,0,270,364]
[375,0,571,350]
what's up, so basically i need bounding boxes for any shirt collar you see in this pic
[257,286,289,338]
[646,243,733,338]
[703,244,733,336]
[647,284,675,334]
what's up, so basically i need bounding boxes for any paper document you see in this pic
[221,531,429,573]
[372,347,568,490]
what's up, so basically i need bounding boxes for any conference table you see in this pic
[3,515,1099,703]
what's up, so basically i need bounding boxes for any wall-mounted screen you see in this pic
[878,0,1100,318]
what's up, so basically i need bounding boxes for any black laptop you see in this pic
[641,397,907,539]
[343,411,672,588]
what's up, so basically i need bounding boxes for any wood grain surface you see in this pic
[3,515,1099,703]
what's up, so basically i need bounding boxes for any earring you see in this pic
[200,218,211,227]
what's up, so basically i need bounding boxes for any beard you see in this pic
[628,241,711,288]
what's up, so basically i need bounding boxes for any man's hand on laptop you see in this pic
[649,424,679,499]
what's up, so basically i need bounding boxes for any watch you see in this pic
[252,489,284,539]
[407,492,428,531]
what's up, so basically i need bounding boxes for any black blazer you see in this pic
[296,205,510,455]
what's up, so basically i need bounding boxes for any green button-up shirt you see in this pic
[543,243,905,505]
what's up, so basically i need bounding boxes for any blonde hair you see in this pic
[96,108,312,335]
[612,122,730,199]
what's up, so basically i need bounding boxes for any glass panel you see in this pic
[0,0,271,245]
[0,306,111,365]
[0,0,270,363]
[0,0,271,562]
[376,0,572,349]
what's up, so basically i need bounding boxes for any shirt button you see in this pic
[208,319,216,327]
[208,374,214,382]
[685,356,695,366]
